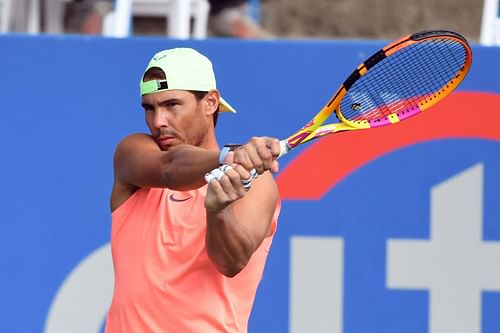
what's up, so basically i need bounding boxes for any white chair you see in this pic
[44,0,210,39]
[1,0,40,33]
[44,0,70,34]
[480,0,500,46]
[103,0,210,39]
[0,0,13,32]
[26,0,40,33]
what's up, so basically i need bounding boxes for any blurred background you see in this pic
[260,0,482,41]
[119,0,484,41]
[3,0,485,41]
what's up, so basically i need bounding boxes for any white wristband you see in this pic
[218,146,231,165]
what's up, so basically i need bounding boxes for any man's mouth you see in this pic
[156,135,176,147]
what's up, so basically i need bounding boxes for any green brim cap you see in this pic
[140,48,236,113]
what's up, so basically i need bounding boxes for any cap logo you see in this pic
[153,54,167,62]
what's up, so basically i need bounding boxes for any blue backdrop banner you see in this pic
[0,35,499,333]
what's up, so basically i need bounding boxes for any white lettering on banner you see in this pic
[387,164,500,333]
[44,244,114,333]
[290,236,344,333]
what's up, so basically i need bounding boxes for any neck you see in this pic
[199,127,220,151]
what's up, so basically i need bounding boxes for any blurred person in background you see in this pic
[64,0,270,38]
[208,0,271,38]
[65,0,111,34]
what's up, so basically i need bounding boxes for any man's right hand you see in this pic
[226,136,281,175]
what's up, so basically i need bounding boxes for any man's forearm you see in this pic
[162,145,220,190]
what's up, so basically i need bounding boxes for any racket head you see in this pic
[336,30,472,129]
[282,30,472,153]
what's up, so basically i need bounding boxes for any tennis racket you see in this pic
[206,30,472,185]
[276,29,472,157]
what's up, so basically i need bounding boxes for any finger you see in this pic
[226,168,249,196]
[232,164,255,191]
[249,168,258,179]
[255,144,276,173]
[204,178,229,213]
[241,137,268,174]
[204,165,232,185]
[232,146,254,171]
[251,137,281,174]
[245,144,265,174]
[219,164,233,173]
[205,166,241,211]
[231,163,252,180]
[217,165,240,193]
[208,165,246,197]
[232,138,278,175]
[205,172,215,184]
[217,170,247,200]
[269,138,282,158]
[270,160,280,173]
[241,175,253,191]
[204,168,225,184]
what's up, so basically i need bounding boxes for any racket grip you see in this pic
[278,139,291,159]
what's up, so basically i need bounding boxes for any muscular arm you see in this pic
[205,138,281,277]
[111,133,220,210]
[205,172,279,277]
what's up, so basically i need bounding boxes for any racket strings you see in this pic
[371,40,464,118]
[340,38,468,122]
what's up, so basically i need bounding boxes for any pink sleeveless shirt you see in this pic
[105,186,279,333]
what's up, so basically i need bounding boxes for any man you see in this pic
[65,0,111,34]
[105,47,281,332]
[208,0,271,38]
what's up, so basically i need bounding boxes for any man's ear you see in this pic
[204,90,221,115]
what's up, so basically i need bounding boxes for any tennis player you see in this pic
[105,47,281,332]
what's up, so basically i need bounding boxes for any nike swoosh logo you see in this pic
[169,194,192,202]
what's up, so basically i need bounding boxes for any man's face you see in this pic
[141,89,211,151]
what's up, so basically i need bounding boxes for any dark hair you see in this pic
[189,90,219,126]
[143,68,219,126]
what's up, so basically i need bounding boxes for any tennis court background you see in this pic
[0,35,499,332]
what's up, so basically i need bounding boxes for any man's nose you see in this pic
[153,111,169,128]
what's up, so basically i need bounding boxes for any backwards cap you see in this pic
[140,48,236,113]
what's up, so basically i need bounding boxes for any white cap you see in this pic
[140,48,236,113]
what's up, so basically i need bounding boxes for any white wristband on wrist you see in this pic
[218,146,231,165]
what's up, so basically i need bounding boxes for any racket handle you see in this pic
[278,139,291,159]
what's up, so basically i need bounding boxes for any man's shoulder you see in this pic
[114,133,157,154]
[118,132,154,146]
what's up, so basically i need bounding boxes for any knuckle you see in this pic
[253,160,264,170]
[231,192,242,201]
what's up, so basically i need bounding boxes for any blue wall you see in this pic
[1,35,499,333]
